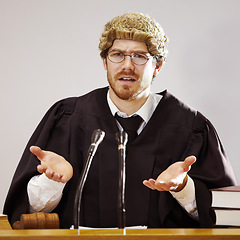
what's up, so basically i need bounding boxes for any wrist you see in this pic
[172,175,188,192]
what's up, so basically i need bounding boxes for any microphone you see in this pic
[73,129,105,229]
[116,131,128,229]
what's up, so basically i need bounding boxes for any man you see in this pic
[4,13,236,229]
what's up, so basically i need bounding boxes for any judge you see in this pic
[4,12,236,228]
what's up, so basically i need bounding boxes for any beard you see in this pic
[107,70,143,101]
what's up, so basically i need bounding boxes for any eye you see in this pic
[110,51,124,57]
[133,53,148,60]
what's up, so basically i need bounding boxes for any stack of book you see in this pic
[211,186,240,227]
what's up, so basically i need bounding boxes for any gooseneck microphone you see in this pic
[116,131,128,229]
[73,129,105,229]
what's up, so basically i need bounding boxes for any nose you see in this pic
[121,55,135,71]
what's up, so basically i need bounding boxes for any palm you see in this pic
[30,146,73,183]
[143,156,196,192]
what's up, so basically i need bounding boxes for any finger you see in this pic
[51,172,63,182]
[60,174,71,183]
[60,177,69,184]
[30,146,46,161]
[143,179,157,190]
[50,172,68,183]
[182,155,196,171]
[37,165,46,173]
[155,180,169,191]
[143,179,166,191]
[45,169,54,179]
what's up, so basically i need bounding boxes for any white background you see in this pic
[1,0,239,212]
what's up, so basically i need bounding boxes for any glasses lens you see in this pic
[108,51,124,63]
[132,53,149,65]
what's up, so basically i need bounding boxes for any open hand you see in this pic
[30,146,73,183]
[143,156,196,192]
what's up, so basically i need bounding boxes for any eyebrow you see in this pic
[110,48,150,54]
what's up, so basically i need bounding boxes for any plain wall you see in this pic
[1,0,240,213]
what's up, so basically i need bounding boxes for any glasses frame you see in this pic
[107,50,153,66]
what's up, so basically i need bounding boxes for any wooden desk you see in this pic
[0,228,240,240]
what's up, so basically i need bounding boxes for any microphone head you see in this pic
[91,129,105,146]
[116,131,128,146]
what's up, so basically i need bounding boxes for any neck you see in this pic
[109,88,150,116]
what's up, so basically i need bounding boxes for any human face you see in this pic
[102,39,162,101]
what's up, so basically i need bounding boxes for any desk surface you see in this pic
[0,228,240,240]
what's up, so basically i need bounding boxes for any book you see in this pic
[213,208,240,227]
[211,186,240,209]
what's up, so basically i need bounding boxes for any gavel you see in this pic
[13,212,59,229]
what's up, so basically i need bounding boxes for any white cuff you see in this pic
[170,176,198,216]
[27,173,65,212]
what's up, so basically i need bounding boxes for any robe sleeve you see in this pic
[184,111,237,227]
[3,97,77,226]
[158,111,237,228]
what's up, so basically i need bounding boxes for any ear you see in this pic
[102,57,107,70]
[153,61,163,76]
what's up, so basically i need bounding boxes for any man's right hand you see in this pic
[30,146,73,183]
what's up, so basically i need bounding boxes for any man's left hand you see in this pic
[143,156,196,192]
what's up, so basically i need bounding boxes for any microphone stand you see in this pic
[116,131,128,232]
[73,129,105,230]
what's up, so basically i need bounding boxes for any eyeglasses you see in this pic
[107,50,152,65]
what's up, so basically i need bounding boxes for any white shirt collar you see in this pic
[107,90,162,124]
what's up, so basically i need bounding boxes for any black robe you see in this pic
[3,87,237,228]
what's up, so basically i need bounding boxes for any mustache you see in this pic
[114,71,139,80]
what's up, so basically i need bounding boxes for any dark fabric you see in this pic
[3,87,237,229]
[115,114,143,142]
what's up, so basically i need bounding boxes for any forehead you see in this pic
[110,39,149,52]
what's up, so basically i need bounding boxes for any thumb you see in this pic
[30,146,45,161]
[183,155,196,172]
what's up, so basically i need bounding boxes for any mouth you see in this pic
[118,76,136,82]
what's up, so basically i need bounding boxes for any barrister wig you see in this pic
[99,12,168,63]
